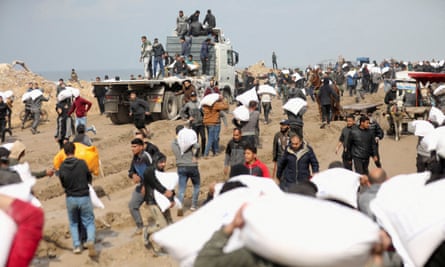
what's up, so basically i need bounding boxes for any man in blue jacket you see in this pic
[277,133,319,192]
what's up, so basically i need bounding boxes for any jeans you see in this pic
[177,166,200,208]
[153,56,165,78]
[192,124,206,155]
[128,189,145,228]
[204,124,220,156]
[75,116,94,133]
[66,196,95,247]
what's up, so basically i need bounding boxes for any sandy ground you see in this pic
[1,71,417,266]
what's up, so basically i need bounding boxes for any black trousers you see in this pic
[353,157,370,175]
[192,124,206,155]
[342,153,353,170]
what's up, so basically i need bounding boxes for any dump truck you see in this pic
[92,28,239,124]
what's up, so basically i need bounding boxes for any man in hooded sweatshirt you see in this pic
[58,142,96,256]
[142,152,175,254]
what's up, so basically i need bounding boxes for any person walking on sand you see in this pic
[335,114,355,170]
[128,138,153,235]
[223,128,247,176]
[129,91,151,138]
[30,85,50,135]
[172,125,201,216]
[58,142,96,256]
[181,91,206,155]
[68,94,96,135]
[92,76,106,115]
[231,144,270,178]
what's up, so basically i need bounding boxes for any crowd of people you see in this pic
[2,52,445,266]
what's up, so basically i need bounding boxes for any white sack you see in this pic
[21,92,31,102]
[421,126,445,151]
[0,211,17,267]
[436,134,445,158]
[370,173,445,267]
[65,86,80,98]
[2,90,14,99]
[283,97,307,116]
[429,106,445,126]
[382,67,390,74]
[57,88,73,102]
[292,72,303,81]
[236,88,258,107]
[412,120,435,137]
[152,188,261,266]
[257,85,277,95]
[433,85,445,96]
[153,171,182,212]
[29,89,43,100]
[241,194,380,267]
[311,168,361,208]
[177,128,197,155]
[199,93,220,107]
[89,184,104,209]
[214,175,283,198]
[232,105,249,121]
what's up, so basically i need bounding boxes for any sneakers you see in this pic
[190,206,197,212]
[73,246,82,254]
[85,241,97,257]
[177,208,184,217]
[30,128,40,134]
[91,125,97,135]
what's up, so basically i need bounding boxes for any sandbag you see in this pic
[57,88,74,102]
[240,194,380,267]
[412,120,435,137]
[152,188,261,267]
[53,143,100,176]
[283,97,307,116]
[311,168,361,208]
[0,211,17,267]
[65,86,80,98]
[21,91,32,102]
[199,93,219,107]
[177,128,197,155]
[153,171,182,212]
[257,85,277,95]
[232,105,249,121]
[370,172,445,267]
[235,88,258,107]
[29,89,43,100]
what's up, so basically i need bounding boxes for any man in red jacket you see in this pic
[230,144,270,178]
[68,95,96,135]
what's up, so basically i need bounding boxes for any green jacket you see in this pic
[194,227,280,267]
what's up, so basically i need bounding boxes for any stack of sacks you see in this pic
[239,194,380,267]
[177,128,197,155]
[311,168,362,208]
[370,172,445,266]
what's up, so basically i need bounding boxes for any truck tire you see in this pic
[223,87,232,104]
[109,105,131,124]
[161,91,179,120]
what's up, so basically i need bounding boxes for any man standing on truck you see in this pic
[152,38,165,79]
[176,10,188,37]
[129,91,151,138]
[203,9,216,33]
[200,38,212,75]
[140,36,153,79]
[180,36,192,58]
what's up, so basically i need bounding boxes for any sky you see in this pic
[1,0,444,73]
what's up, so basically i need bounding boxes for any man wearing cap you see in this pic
[175,79,197,104]
[272,120,290,177]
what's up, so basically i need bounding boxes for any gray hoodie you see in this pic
[172,139,200,167]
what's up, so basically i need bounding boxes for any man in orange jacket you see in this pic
[202,96,228,158]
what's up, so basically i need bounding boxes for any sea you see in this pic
[36,68,142,82]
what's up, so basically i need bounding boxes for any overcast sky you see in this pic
[0,0,444,72]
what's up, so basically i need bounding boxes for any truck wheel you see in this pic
[109,105,131,124]
[223,88,232,104]
[161,91,179,120]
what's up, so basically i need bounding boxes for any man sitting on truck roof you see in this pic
[173,55,188,78]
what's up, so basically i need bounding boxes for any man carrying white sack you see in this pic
[194,204,393,267]
[142,152,175,255]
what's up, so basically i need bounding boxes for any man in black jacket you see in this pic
[129,91,151,138]
[317,78,338,128]
[142,152,175,253]
[335,114,356,170]
[58,142,96,256]
[92,77,106,115]
[347,116,378,175]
